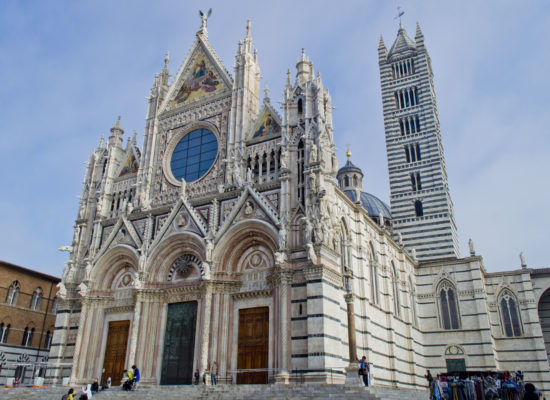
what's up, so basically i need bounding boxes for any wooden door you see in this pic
[161,301,197,385]
[101,320,130,386]
[237,307,269,384]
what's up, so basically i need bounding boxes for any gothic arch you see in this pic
[147,231,205,282]
[215,219,278,274]
[368,241,380,304]
[391,261,400,316]
[436,279,461,330]
[92,245,140,290]
[498,288,522,337]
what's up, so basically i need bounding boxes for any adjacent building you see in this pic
[0,260,59,385]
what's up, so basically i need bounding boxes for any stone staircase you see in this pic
[0,384,428,399]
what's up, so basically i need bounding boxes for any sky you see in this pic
[0,0,548,277]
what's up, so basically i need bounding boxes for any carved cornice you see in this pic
[232,289,273,299]
[104,305,134,314]
[268,266,294,287]
[304,264,342,288]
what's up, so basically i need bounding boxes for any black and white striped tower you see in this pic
[378,23,459,260]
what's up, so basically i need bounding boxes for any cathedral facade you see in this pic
[50,17,550,392]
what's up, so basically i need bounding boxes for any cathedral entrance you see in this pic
[237,307,269,384]
[101,320,130,386]
[160,301,197,385]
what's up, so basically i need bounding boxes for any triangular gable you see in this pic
[160,35,233,113]
[249,102,282,140]
[215,185,280,243]
[94,216,143,262]
[149,197,208,250]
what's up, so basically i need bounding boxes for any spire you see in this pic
[286,69,292,89]
[98,134,104,150]
[415,22,425,49]
[243,19,253,54]
[387,25,416,60]
[264,85,270,103]
[379,35,386,49]
[108,116,124,147]
[296,48,313,84]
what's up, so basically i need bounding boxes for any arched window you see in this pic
[369,243,379,305]
[439,281,460,329]
[414,200,423,217]
[344,176,349,187]
[44,331,52,349]
[0,324,10,343]
[30,288,42,310]
[392,262,400,316]
[500,290,522,337]
[51,297,58,314]
[297,98,303,119]
[5,281,19,305]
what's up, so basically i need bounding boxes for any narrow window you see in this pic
[404,146,411,163]
[392,264,400,316]
[399,119,404,136]
[5,281,20,305]
[405,118,410,135]
[297,140,305,207]
[416,143,421,161]
[51,298,58,314]
[410,117,416,134]
[0,324,10,343]
[414,87,418,105]
[299,304,303,315]
[415,115,421,132]
[353,175,358,186]
[500,292,522,337]
[344,176,349,187]
[410,173,417,191]
[297,98,303,119]
[411,59,415,74]
[394,93,399,108]
[44,331,52,349]
[415,200,423,217]
[416,173,422,190]
[439,282,460,329]
[21,328,29,346]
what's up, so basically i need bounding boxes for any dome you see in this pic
[343,189,392,221]
[337,159,362,177]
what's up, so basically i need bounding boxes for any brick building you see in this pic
[0,260,59,385]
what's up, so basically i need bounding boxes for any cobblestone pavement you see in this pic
[0,384,428,400]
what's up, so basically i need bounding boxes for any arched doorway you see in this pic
[537,288,550,365]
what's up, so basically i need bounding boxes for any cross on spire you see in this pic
[394,6,405,27]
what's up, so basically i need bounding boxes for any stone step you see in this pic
[0,384,426,400]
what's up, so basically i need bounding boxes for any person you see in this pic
[63,388,75,400]
[122,369,134,391]
[202,368,208,384]
[524,383,539,400]
[358,355,369,387]
[132,365,140,390]
[194,369,200,385]
[210,362,218,385]
[425,370,434,398]
[90,379,99,395]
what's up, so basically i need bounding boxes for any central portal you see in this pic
[161,301,197,385]
[237,306,269,384]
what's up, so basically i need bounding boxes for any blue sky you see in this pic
[0,0,548,277]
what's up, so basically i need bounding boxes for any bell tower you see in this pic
[379,23,459,260]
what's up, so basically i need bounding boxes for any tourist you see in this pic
[358,355,369,387]
[132,365,140,390]
[202,368,208,384]
[90,378,99,395]
[63,388,75,400]
[194,369,200,385]
[210,361,218,385]
[524,383,539,400]
[122,369,135,391]
[425,370,433,398]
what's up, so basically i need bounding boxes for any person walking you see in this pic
[425,370,433,398]
[194,369,200,385]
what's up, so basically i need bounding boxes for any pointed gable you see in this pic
[388,27,416,61]
[250,107,281,140]
[161,35,233,113]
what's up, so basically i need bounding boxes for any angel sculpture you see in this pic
[199,8,212,30]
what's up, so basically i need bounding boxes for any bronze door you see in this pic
[237,307,269,384]
[101,320,130,386]
[161,301,197,385]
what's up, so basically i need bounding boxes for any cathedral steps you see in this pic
[0,384,428,399]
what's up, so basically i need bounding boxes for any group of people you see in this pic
[193,362,219,385]
[61,365,140,399]
[425,369,544,400]
[121,365,141,391]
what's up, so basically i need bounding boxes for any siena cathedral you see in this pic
[51,16,550,392]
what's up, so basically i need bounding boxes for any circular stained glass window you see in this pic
[170,128,218,182]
